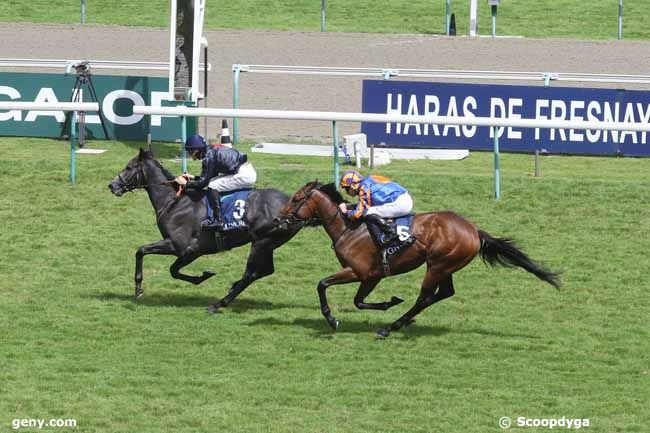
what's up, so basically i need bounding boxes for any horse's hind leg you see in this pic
[208,241,275,313]
[135,239,177,298]
[353,278,404,311]
[376,273,455,338]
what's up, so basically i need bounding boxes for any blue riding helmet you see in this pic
[184,134,207,152]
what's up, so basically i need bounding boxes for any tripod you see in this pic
[61,62,110,145]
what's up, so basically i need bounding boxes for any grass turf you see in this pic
[0,137,648,432]
[0,0,647,40]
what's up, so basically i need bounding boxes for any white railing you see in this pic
[0,102,99,184]
[0,58,210,72]
[133,105,650,199]
[0,102,98,111]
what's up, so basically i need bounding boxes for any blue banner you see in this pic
[361,80,650,156]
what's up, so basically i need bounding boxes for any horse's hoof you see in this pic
[376,329,390,338]
[201,271,216,280]
[207,303,222,314]
[328,319,340,331]
[390,296,404,305]
[135,289,144,299]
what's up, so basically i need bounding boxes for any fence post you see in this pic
[181,115,188,173]
[232,65,242,145]
[70,111,77,184]
[321,0,326,32]
[618,0,623,40]
[333,121,340,187]
[81,0,86,24]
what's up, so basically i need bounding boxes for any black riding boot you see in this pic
[364,214,398,247]
[203,189,225,230]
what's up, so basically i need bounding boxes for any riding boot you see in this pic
[364,214,398,247]
[203,189,225,231]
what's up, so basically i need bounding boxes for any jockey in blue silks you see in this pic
[338,170,414,250]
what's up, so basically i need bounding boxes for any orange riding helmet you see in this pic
[340,170,363,190]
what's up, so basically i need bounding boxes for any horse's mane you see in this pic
[150,158,175,181]
[317,182,345,204]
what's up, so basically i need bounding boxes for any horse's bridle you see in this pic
[280,187,340,228]
[116,166,146,193]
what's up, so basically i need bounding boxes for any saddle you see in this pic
[366,214,416,275]
[203,188,254,233]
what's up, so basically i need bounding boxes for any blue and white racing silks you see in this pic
[346,175,407,220]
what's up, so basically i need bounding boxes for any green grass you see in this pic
[1,137,648,432]
[0,0,647,40]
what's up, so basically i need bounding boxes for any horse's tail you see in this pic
[477,230,561,289]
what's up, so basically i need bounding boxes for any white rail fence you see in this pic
[133,105,650,199]
[0,102,99,184]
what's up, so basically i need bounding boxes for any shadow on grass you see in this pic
[247,316,450,338]
[91,291,313,311]
[248,316,540,340]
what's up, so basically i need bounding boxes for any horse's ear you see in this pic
[139,148,153,160]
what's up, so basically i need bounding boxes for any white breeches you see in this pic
[208,162,257,192]
[365,192,413,218]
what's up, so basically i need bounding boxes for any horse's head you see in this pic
[108,148,153,196]
[275,180,322,227]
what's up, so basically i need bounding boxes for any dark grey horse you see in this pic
[108,149,303,312]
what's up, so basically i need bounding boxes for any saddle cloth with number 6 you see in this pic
[204,188,254,232]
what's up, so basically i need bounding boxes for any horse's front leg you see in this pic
[353,278,404,310]
[317,267,360,330]
[135,239,177,298]
[169,251,215,285]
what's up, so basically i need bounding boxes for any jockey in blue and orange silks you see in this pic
[338,170,414,249]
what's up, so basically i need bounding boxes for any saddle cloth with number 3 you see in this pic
[204,189,254,232]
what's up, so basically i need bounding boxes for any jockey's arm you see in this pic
[345,187,369,220]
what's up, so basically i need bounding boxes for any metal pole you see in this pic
[70,111,77,184]
[493,126,500,200]
[321,0,326,32]
[81,0,86,24]
[445,0,451,35]
[491,5,497,37]
[333,121,340,187]
[181,115,188,173]
[618,0,623,40]
[232,66,241,145]
[203,45,208,139]
[534,150,541,177]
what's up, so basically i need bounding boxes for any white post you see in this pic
[469,0,478,36]
[168,0,177,98]
[190,0,205,104]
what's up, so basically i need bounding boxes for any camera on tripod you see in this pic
[60,60,110,142]
[65,61,91,78]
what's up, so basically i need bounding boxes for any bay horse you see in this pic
[108,149,304,312]
[277,181,561,338]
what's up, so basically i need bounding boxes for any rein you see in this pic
[116,167,183,220]
[282,188,349,246]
